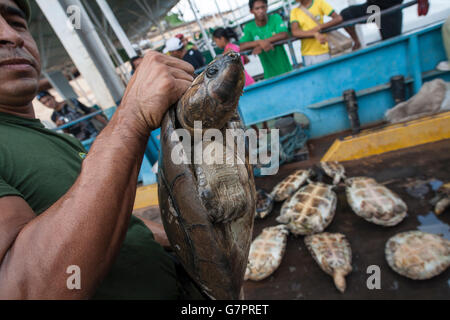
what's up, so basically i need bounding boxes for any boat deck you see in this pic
[244,139,450,300]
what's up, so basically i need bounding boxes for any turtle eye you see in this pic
[206,66,219,78]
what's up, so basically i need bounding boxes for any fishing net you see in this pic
[253,122,309,177]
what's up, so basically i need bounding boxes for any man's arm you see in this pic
[319,12,343,31]
[291,21,321,39]
[0,51,194,299]
[292,12,343,40]
[240,32,289,51]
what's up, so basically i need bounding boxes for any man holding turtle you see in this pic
[0,0,202,299]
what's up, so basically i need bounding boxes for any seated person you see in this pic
[290,0,343,66]
[239,0,293,79]
[340,0,404,50]
[37,91,107,141]
[213,27,255,87]
[164,37,206,70]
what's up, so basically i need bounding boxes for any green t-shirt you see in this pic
[0,112,195,300]
[240,14,293,79]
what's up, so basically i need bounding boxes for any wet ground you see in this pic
[244,139,450,300]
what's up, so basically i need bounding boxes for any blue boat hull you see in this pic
[239,23,450,139]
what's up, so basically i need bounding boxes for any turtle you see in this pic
[319,161,346,185]
[255,189,274,219]
[276,182,337,236]
[346,177,407,227]
[385,231,450,280]
[434,182,450,215]
[270,169,312,202]
[305,233,353,293]
[245,225,289,281]
[158,51,256,300]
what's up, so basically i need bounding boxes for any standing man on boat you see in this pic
[290,0,343,66]
[240,0,293,79]
[0,0,204,299]
[340,0,404,50]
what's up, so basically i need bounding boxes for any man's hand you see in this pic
[258,39,274,52]
[311,26,321,33]
[252,46,263,55]
[121,51,194,134]
[314,32,328,45]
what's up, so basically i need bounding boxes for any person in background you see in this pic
[37,91,107,141]
[290,0,343,67]
[213,27,255,87]
[239,0,293,79]
[164,37,205,70]
[436,16,450,72]
[340,0,404,51]
[176,33,198,51]
[130,55,143,75]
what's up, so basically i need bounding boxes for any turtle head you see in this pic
[204,51,245,105]
[177,51,245,133]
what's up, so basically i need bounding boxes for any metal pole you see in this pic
[226,0,243,32]
[83,0,130,83]
[96,0,137,59]
[214,0,227,27]
[63,0,125,101]
[36,0,121,108]
[187,0,216,58]
[226,0,237,22]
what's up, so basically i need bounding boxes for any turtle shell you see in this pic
[276,182,337,236]
[346,177,407,226]
[385,231,450,280]
[158,108,256,300]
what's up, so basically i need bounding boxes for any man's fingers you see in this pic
[143,51,195,75]
[163,55,195,75]
[167,79,192,106]
[170,68,194,83]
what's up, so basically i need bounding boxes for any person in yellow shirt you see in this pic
[291,0,343,66]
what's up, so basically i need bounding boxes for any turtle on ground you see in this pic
[305,233,353,293]
[276,182,337,236]
[270,169,312,202]
[385,231,450,280]
[346,177,407,227]
[434,183,450,215]
[255,189,274,219]
[245,225,289,281]
[319,161,346,185]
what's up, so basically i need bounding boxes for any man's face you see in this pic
[251,1,268,21]
[0,0,41,107]
[39,95,57,110]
